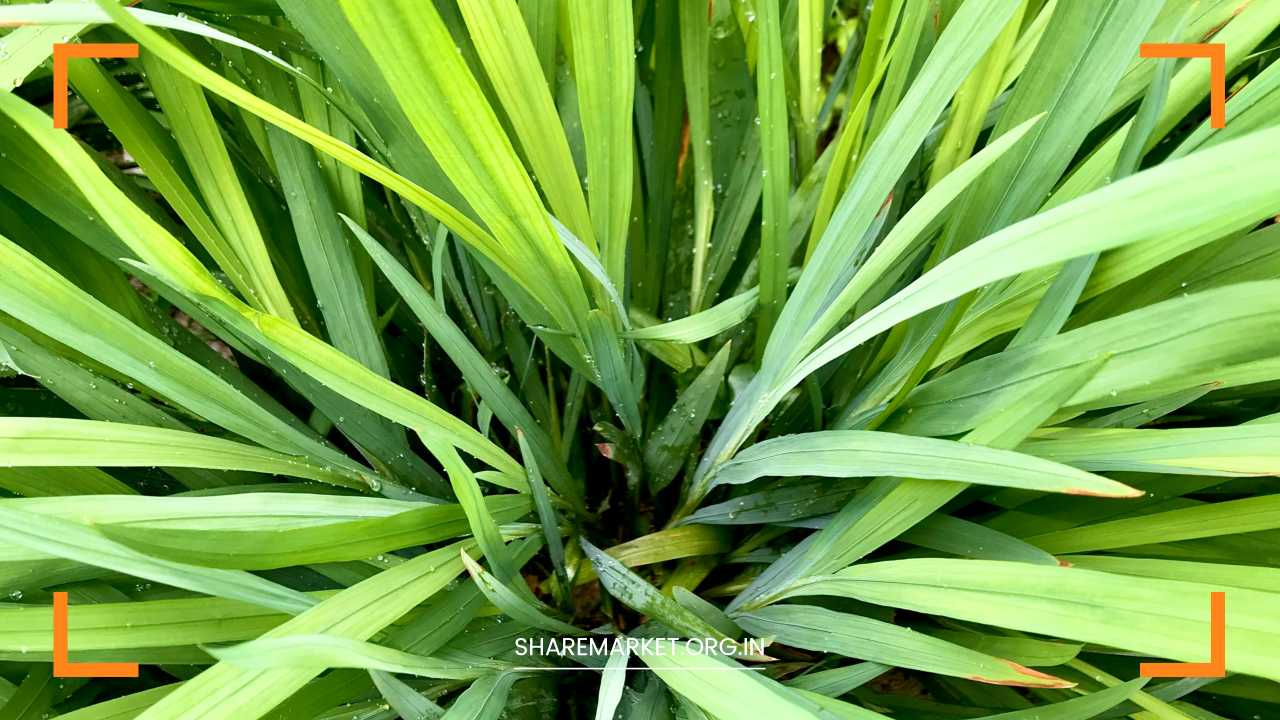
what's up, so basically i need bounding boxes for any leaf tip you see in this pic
[1065,486,1144,498]
[971,661,1075,689]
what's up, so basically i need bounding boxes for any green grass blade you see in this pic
[786,559,1280,682]
[595,642,629,720]
[142,51,297,324]
[635,642,826,720]
[0,505,315,615]
[728,357,1104,613]
[132,540,475,720]
[679,0,714,310]
[0,418,360,487]
[440,671,525,720]
[646,342,730,494]
[0,228,370,487]
[346,215,574,502]
[66,57,257,306]
[975,679,1148,720]
[457,0,593,250]
[710,429,1139,497]
[897,282,1280,436]
[460,547,581,636]
[565,0,634,289]
[206,634,496,679]
[579,538,725,641]
[738,604,1072,687]
[516,430,569,597]
[752,0,790,361]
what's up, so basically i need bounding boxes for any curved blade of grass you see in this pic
[94,495,530,570]
[1,489,484,563]
[440,671,526,720]
[579,538,726,642]
[738,605,1072,688]
[0,467,132,497]
[926,631,1081,668]
[584,310,643,436]
[552,217,628,326]
[459,547,583,636]
[634,641,827,720]
[133,539,476,720]
[456,0,593,250]
[575,526,732,585]
[206,634,497,679]
[784,663,889,696]
[0,505,314,615]
[711,430,1139,498]
[1021,425,1280,476]
[346,215,572,503]
[0,417,357,486]
[1079,384,1216,430]
[371,670,446,720]
[1061,556,1280,594]
[595,641,629,720]
[682,478,865,527]
[727,356,1106,613]
[646,342,730,494]
[625,286,758,343]
[515,430,567,596]
[0,4,301,76]
[679,0,713,309]
[427,440,519,588]
[565,0,633,288]
[785,559,1280,682]
[141,49,296,323]
[899,515,1059,566]
[975,679,1148,720]
[6,492,432,526]
[334,0,589,334]
[1025,495,1280,555]
[751,0,789,360]
[896,282,1280,435]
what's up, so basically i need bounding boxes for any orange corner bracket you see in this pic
[1139,43,1226,129]
[52,591,139,678]
[51,42,139,129]
[1140,591,1226,678]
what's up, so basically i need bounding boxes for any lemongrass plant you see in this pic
[1,0,1280,718]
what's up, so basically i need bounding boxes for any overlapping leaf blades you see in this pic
[1,0,1278,718]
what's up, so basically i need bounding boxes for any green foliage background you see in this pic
[1,0,1280,718]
